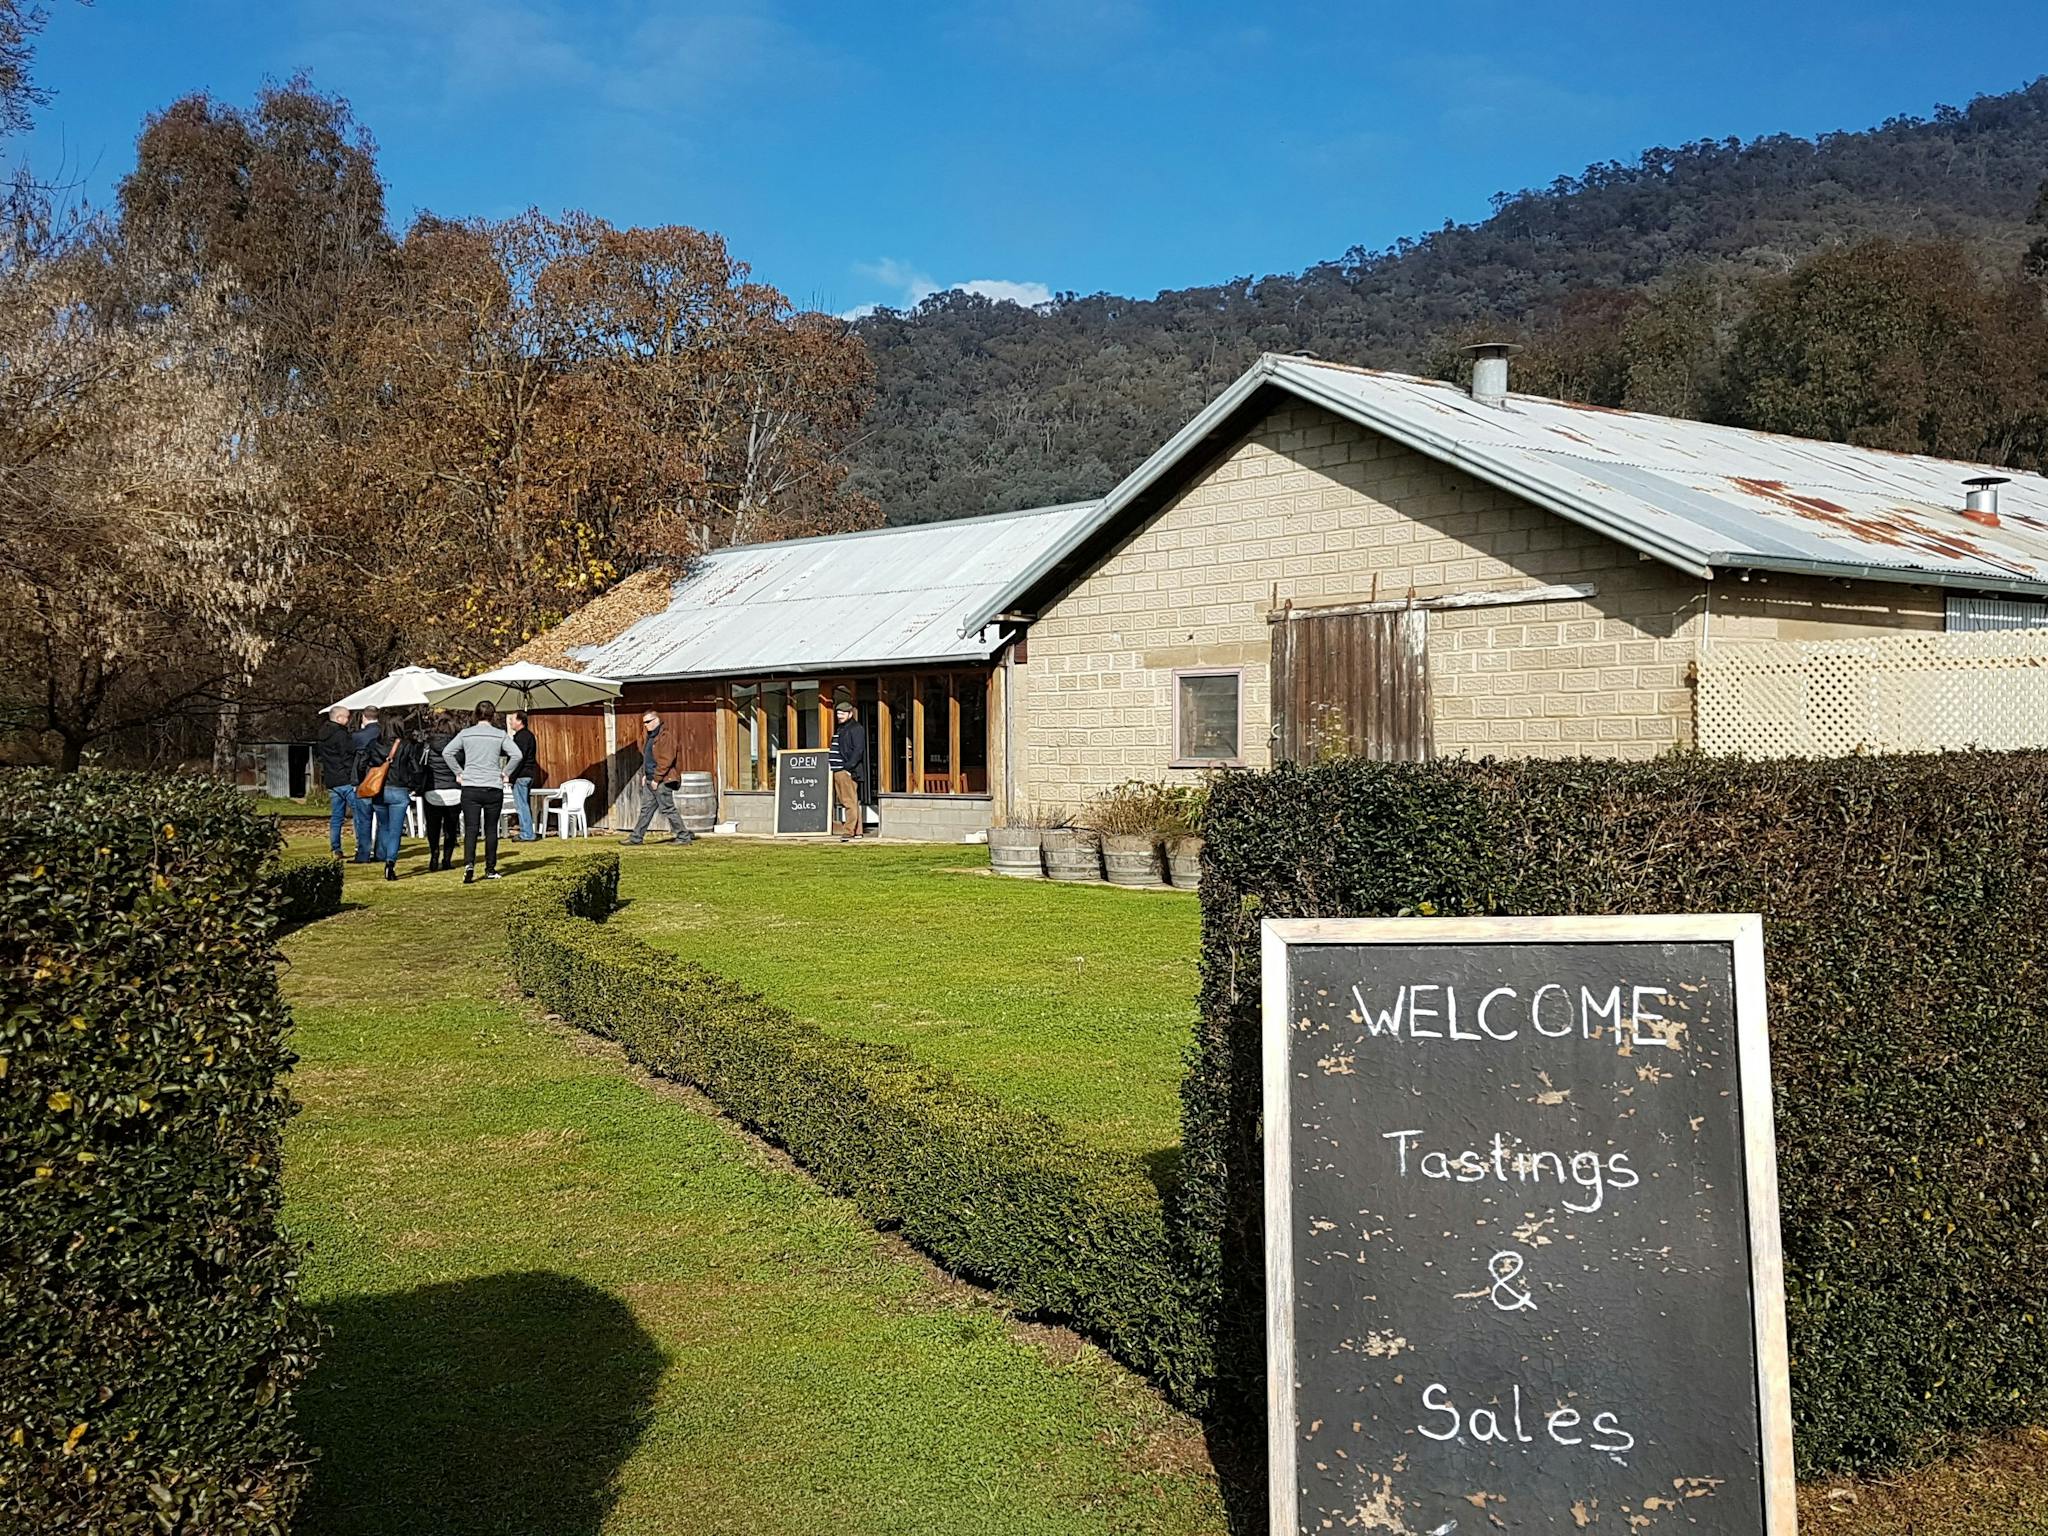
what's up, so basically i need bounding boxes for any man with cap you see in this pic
[625,708,694,846]
[827,691,871,841]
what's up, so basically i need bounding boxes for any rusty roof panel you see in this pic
[575,501,1098,682]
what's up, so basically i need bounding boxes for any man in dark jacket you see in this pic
[507,710,543,842]
[625,709,694,846]
[314,704,359,857]
[828,693,870,841]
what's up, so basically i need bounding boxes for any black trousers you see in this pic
[460,786,504,872]
[423,799,462,866]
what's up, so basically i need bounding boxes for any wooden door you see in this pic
[529,706,612,818]
[1270,607,1431,764]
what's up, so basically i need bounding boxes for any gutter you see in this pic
[588,647,1006,688]
[1711,552,2048,599]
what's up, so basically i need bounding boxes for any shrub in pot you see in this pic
[987,804,1069,879]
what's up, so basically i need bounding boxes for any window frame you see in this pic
[1170,666,1246,769]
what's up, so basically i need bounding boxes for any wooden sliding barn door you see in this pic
[1270,606,1432,764]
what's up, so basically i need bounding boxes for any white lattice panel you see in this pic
[1698,627,2048,757]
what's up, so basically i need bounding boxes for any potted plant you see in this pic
[1040,812,1105,883]
[1159,783,1207,889]
[987,804,1068,879]
[1083,781,1169,888]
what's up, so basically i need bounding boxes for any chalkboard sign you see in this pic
[1262,916,1793,1536]
[773,748,832,836]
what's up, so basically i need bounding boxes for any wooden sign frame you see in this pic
[772,747,833,836]
[1261,914,1794,1536]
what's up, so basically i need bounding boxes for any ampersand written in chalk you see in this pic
[1487,1249,1536,1312]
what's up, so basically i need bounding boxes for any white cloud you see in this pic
[841,258,1052,317]
[958,278,1054,306]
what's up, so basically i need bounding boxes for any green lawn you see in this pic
[607,841,1200,1162]
[280,842,1226,1536]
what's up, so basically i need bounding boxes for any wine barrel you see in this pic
[987,825,1045,879]
[1102,834,1164,888]
[1041,828,1102,883]
[677,771,718,832]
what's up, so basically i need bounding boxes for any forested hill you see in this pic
[849,78,2048,525]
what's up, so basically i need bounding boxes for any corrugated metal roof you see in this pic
[964,354,2048,633]
[576,501,1099,682]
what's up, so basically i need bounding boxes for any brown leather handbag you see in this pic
[356,759,389,798]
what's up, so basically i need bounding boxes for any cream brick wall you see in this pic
[1009,402,1945,807]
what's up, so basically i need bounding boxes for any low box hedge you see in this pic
[269,849,342,927]
[1183,753,2048,1476]
[0,770,318,1532]
[506,854,1213,1403]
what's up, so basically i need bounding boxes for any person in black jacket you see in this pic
[421,712,463,872]
[348,707,385,863]
[507,710,543,841]
[314,704,360,858]
[828,693,871,841]
[357,709,416,881]
[376,714,429,881]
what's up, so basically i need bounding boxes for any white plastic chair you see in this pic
[405,795,424,838]
[547,778,595,839]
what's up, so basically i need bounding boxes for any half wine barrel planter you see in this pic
[677,771,718,831]
[1167,836,1203,889]
[987,824,1045,878]
[1041,827,1103,882]
[1101,832,1165,887]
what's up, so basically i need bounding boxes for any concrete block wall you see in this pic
[722,791,992,841]
[1012,400,1944,804]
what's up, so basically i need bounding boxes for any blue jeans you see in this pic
[374,786,410,864]
[328,784,360,856]
[512,778,537,840]
[350,785,376,860]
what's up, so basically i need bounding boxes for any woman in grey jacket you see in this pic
[441,702,523,883]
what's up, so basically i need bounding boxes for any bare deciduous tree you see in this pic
[0,223,297,768]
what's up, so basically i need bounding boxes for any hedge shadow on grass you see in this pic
[297,1271,664,1536]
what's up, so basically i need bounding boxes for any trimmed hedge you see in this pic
[1183,754,2048,1476]
[269,849,342,927]
[0,771,318,1532]
[506,854,1213,1402]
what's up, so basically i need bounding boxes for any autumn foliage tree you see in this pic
[54,79,876,737]
[325,210,875,669]
[0,222,296,769]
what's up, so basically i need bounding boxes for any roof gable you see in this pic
[963,356,2048,632]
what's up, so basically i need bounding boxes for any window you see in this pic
[722,669,993,795]
[882,675,913,793]
[1174,669,1243,766]
[791,680,821,748]
[920,676,951,790]
[730,683,763,789]
[959,675,989,793]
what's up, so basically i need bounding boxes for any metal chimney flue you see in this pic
[1962,475,2008,528]
[1461,341,1521,408]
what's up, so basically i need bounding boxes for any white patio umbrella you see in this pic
[423,661,623,713]
[326,665,465,713]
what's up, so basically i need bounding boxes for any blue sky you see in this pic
[10,1,2041,316]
